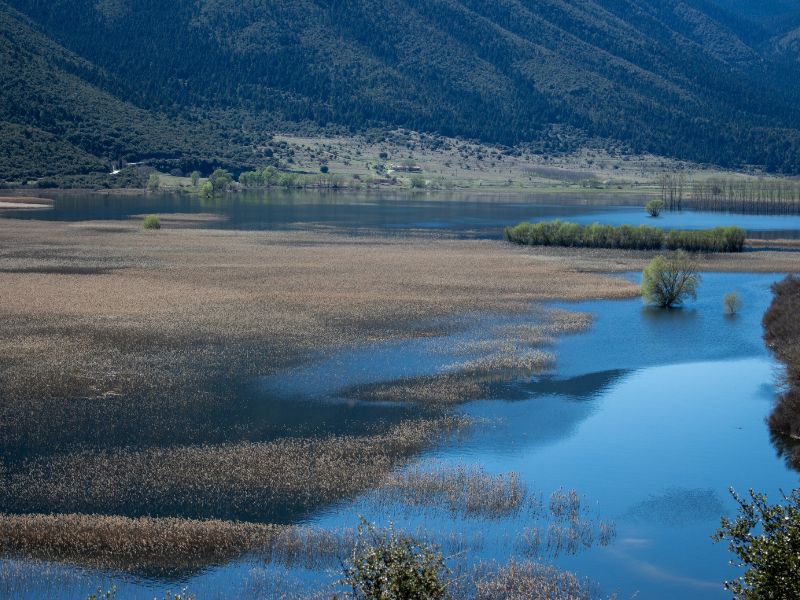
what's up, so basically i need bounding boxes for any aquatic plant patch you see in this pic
[505,221,746,253]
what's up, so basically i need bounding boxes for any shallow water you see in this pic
[4,189,800,238]
[5,272,797,599]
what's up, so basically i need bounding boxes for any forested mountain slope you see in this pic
[2,0,800,182]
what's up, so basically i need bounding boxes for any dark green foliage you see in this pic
[713,488,800,599]
[3,0,800,182]
[320,165,329,174]
[504,221,745,253]
[641,252,700,308]
[340,518,449,600]
[208,169,232,193]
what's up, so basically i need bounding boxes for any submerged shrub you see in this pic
[713,488,800,600]
[504,221,745,253]
[645,199,665,217]
[340,518,449,600]
[724,292,742,315]
[142,215,161,230]
[641,251,700,308]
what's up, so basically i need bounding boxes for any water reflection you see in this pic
[4,189,800,238]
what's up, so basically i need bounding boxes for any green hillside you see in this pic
[2,0,800,183]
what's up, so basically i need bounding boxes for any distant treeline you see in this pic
[504,221,746,253]
[659,174,800,215]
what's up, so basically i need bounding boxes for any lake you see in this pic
[1,191,798,599]
[4,190,800,238]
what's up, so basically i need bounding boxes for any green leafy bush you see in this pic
[142,215,161,230]
[646,199,665,217]
[714,488,800,599]
[504,221,745,253]
[340,518,449,600]
[146,173,160,191]
[665,226,746,252]
[641,251,699,308]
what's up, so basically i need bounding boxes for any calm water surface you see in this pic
[4,189,800,238]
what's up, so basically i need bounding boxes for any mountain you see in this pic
[2,0,800,183]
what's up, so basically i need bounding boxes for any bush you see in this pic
[142,215,161,230]
[410,175,427,189]
[340,518,449,600]
[320,164,329,174]
[146,173,160,191]
[208,168,232,193]
[641,251,699,308]
[713,488,800,600]
[504,221,745,253]
[724,292,742,315]
[665,226,746,253]
[645,199,665,217]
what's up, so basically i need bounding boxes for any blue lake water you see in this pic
[4,190,800,238]
[5,272,797,599]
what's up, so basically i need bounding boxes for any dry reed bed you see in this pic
[0,220,640,454]
[367,465,615,558]
[466,560,596,600]
[1,418,471,520]
[0,513,348,575]
[343,309,594,405]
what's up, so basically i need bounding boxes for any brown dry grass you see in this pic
[0,512,356,577]
[0,219,640,453]
[468,560,594,600]
[1,417,471,521]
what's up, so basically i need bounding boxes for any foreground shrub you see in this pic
[641,251,699,308]
[340,518,449,600]
[713,488,800,599]
[645,199,665,217]
[504,221,745,252]
[724,292,742,315]
[142,215,161,230]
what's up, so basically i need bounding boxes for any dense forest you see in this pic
[2,0,800,184]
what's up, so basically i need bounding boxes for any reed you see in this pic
[467,560,594,600]
[1,418,472,521]
[0,513,355,575]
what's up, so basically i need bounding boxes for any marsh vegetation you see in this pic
[505,221,746,253]
[1,211,799,599]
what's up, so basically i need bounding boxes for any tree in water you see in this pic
[641,251,699,308]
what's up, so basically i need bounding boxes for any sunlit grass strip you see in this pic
[505,220,746,252]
